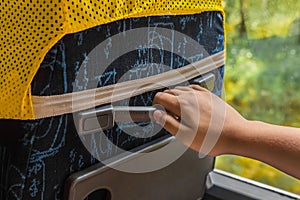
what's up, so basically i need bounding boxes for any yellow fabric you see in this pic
[0,0,224,120]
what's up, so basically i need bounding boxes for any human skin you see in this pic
[152,85,300,179]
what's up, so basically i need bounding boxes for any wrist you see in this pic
[227,120,269,158]
[217,118,253,156]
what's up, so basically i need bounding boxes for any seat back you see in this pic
[0,12,224,200]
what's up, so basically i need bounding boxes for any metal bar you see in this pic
[204,170,300,200]
[76,106,157,135]
[76,72,217,135]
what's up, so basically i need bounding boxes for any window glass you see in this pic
[216,0,300,194]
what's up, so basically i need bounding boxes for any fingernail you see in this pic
[153,110,163,124]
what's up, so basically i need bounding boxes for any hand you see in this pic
[153,85,300,179]
[153,85,246,156]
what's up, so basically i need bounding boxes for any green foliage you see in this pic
[225,36,300,126]
[216,0,300,194]
[224,0,300,39]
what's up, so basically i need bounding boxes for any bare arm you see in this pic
[153,85,300,179]
[236,120,300,179]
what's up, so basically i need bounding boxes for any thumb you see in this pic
[153,110,181,135]
[153,110,164,125]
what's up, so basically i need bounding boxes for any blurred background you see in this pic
[216,0,300,194]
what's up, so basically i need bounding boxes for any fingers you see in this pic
[153,85,206,118]
[189,84,207,92]
[153,110,181,135]
[153,110,195,149]
[164,86,193,95]
[153,92,181,117]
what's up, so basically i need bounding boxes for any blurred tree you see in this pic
[298,22,300,43]
[239,0,247,37]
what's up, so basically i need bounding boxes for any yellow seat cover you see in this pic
[0,0,223,120]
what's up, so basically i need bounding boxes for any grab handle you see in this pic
[77,106,157,135]
[77,73,215,135]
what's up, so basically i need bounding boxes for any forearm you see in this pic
[227,120,300,179]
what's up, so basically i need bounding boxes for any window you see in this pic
[216,0,300,195]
